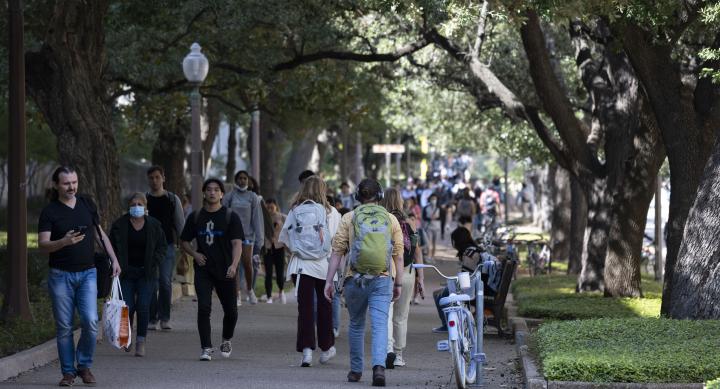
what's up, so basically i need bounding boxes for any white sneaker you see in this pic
[266,297,273,304]
[220,340,232,358]
[236,292,242,307]
[333,328,340,338]
[301,348,313,367]
[280,291,287,304]
[248,289,258,305]
[200,348,213,361]
[394,353,406,367]
[319,346,336,364]
[260,294,268,302]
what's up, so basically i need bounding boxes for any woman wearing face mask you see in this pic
[109,193,167,356]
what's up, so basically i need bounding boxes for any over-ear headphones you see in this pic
[355,179,384,202]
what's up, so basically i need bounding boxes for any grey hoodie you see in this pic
[223,186,264,248]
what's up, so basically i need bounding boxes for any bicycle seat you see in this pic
[440,293,473,306]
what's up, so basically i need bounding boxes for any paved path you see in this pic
[2,237,522,388]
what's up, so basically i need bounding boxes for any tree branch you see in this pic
[202,93,250,114]
[521,9,604,176]
[151,7,210,55]
[272,31,434,71]
[470,0,490,60]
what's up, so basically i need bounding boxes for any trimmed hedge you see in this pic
[707,378,720,388]
[513,275,661,319]
[533,318,720,383]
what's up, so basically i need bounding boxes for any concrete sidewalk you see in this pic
[2,236,522,388]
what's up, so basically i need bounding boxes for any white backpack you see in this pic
[287,200,332,260]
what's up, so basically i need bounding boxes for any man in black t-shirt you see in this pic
[38,167,120,387]
[180,178,244,361]
[145,166,185,330]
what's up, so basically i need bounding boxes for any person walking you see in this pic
[145,166,185,331]
[280,176,340,367]
[109,193,167,357]
[324,178,404,387]
[381,189,424,369]
[422,193,440,259]
[180,178,245,361]
[263,198,287,304]
[223,170,263,305]
[38,166,121,386]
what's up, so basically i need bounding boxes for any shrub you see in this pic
[533,318,720,383]
[707,378,720,389]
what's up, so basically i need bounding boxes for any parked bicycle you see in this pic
[523,234,551,276]
[413,263,486,389]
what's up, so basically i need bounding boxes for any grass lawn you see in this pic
[512,274,661,319]
[0,231,39,249]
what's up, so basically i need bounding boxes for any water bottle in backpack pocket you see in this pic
[348,204,394,275]
[287,200,332,260]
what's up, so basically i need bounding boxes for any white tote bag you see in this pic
[102,276,132,349]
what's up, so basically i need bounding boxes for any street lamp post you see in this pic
[183,43,209,214]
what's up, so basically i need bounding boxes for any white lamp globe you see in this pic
[182,43,209,83]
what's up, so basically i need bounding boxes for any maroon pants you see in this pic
[294,274,334,352]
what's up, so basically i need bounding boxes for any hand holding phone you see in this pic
[74,225,88,235]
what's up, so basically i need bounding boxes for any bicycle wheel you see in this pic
[450,312,477,389]
[450,338,466,389]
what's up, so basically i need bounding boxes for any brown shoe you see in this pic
[58,373,75,386]
[372,365,386,387]
[76,368,96,386]
[347,371,362,382]
[135,340,146,357]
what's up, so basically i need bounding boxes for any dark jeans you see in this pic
[120,267,154,338]
[439,206,448,239]
[263,246,285,298]
[294,274,334,352]
[150,245,175,323]
[195,266,238,349]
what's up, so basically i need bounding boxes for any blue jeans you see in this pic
[332,282,341,331]
[120,267,154,339]
[48,267,98,375]
[150,245,174,323]
[344,276,392,373]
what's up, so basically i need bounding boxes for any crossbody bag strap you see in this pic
[79,196,109,255]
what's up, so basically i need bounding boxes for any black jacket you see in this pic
[110,214,167,280]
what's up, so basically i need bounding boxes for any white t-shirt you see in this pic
[281,206,341,281]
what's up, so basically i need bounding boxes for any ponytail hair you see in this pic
[50,166,76,201]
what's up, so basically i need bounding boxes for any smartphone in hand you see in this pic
[74,225,88,235]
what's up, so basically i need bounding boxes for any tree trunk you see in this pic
[278,129,322,208]
[568,175,586,275]
[618,23,717,314]
[26,1,121,225]
[535,164,554,231]
[203,98,221,172]
[151,116,189,196]
[225,120,237,183]
[669,137,720,319]
[577,177,610,292]
[259,112,280,199]
[348,130,364,185]
[550,166,571,264]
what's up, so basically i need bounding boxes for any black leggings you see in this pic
[264,246,285,298]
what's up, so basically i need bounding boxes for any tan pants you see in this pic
[387,265,415,353]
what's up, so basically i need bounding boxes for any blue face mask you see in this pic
[129,205,145,218]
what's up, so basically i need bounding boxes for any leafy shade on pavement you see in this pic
[533,318,720,383]
[512,274,661,319]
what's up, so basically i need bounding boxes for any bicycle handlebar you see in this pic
[412,263,482,281]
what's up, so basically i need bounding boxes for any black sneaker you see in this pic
[220,340,232,358]
[385,352,396,369]
[372,365,386,387]
[347,371,362,382]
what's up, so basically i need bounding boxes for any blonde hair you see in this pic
[127,192,147,206]
[292,175,331,211]
[380,187,404,215]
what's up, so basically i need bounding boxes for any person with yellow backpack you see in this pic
[324,179,404,387]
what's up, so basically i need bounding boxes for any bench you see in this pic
[483,259,518,337]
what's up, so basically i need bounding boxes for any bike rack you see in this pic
[469,276,485,388]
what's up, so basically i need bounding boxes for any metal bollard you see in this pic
[469,277,486,388]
